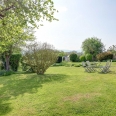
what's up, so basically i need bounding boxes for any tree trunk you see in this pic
[5,55,10,71]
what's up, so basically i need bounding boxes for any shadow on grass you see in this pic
[0,73,68,115]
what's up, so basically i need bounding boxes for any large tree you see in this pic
[0,13,35,70]
[82,37,105,60]
[0,0,57,27]
[0,0,57,70]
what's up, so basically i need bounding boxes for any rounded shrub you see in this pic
[85,54,92,61]
[96,52,113,61]
[79,55,86,61]
[56,56,62,63]
[70,53,78,62]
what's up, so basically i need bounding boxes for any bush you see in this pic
[4,70,14,76]
[56,56,62,63]
[0,70,13,76]
[79,55,86,61]
[85,54,92,61]
[21,42,58,75]
[96,52,113,61]
[74,64,82,67]
[10,54,22,71]
[70,53,78,62]
[112,59,116,62]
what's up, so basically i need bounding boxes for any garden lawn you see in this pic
[0,62,116,116]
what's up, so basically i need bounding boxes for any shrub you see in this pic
[21,42,58,75]
[0,70,13,76]
[85,54,92,61]
[10,54,22,71]
[56,56,62,63]
[70,53,78,62]
[79,55,86,61]
[74,64,82,67]
[96,52,113,61]
[3,70,14,76]
[112,59,116,62]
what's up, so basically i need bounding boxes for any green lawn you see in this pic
[0,62,116,116]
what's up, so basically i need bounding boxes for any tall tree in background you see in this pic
[107,45,116,53]
[82,37,105,60]
[107,45,116,59]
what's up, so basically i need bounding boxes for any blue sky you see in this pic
[35,0,116,51]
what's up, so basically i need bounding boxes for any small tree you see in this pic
[22,42,58,75]
[70,53,77,62]
[79,55,86,62]
[85,54,92,61]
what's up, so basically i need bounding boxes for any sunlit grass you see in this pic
[0,62,116,116]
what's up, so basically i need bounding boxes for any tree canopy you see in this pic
[82,37,105,58]
[0,13,35,52]
[0,0,57,53]
[0,0,57,27]
[0,0,57,71]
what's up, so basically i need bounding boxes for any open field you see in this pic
[0,62,116,116]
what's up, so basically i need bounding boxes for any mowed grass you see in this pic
[0,62,116,116]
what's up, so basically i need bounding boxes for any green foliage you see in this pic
[0,0,57,71]
[58,51,66,57]
[56,56,62,63]
[10,54,21,71]
[74,64,82,67]
[21,42,58,75]
[79,55,86,61]
[85,54,92,61]
[107,45,116,54]
[0,15,35,53]
[112,59,116,62]
[0,0,57,28]
[70,53,78,62]
[82,37,105,58]
[96,52,113,61]
[0,70,13,76]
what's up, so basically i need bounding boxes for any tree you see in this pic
[56,56,62,63]
[70,53,78,62]
[85,54,92,61]
[0,0,57,71]
[107,45,116,54]
[21,42,58,75]
[82,37,105,60]
[0,0,57,27]
[0,14,35,70]
[79,55,86,62]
